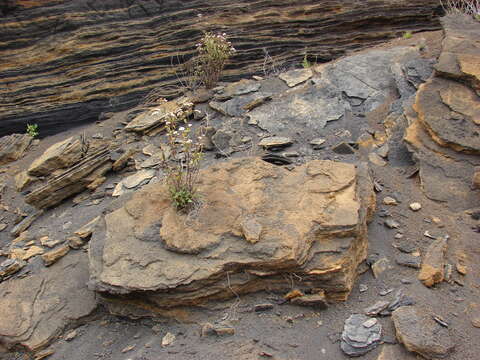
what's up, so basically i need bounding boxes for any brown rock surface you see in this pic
[89,158,375,312]
[0,252,97,351]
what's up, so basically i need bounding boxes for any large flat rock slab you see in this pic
[0,252,97,351]
[89,158,375,313]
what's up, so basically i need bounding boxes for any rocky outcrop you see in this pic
[89,158,375,314]
[404,15,480,211]
[0,0,441,136]
[0,252,97,351]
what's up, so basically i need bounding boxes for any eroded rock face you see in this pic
[0,1,441,136]
[404,15,480,211]
[89,158,375,314]
[0,252,97,351]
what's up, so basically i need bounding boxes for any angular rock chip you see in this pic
[258,136,293,149]
[279,68,313,87]
[42,245,70,266]
[124,99,193,134]
[418,237,447,287]
[28,137,83,177]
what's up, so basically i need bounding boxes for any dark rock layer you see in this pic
[0,0,441,136]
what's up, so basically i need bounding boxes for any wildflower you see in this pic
[179,127,185,131]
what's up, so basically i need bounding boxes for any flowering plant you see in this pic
[195,32,236,89]
[163,104,204,212]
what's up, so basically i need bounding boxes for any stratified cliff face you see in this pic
[0,0,441,136]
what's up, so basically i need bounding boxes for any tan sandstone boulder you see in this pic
[89,158,374,314]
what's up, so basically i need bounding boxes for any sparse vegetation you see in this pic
[195,32,236,89]
[301,49,317,69]
[26,123,39,138]
[440,0,480,19]
[162,103,204,212]
[403,31,413,39]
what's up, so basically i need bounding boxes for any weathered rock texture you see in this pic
[21,136,113,209]
[0,0,441,136]
[89,158,375,314]
[404,15,480,211]
[0,252,97,351]
[0,133,32,165]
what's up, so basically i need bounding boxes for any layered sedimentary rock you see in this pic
[0,0,442,136]
[89,157,375,314]
[21,135,114,209]
[404,15,480,211]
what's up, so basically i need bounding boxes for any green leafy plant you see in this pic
[162,103,204,212]
[26,123,39,138]
[301,50,317,69]
[403,31,413,39]
[195,32,236,89]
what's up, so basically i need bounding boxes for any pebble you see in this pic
[409,202,422,211]
[161,332,176,347]
[383,196,398,205]
[384,219,400,229]
[359,284,369,293]
[254,303,274,312]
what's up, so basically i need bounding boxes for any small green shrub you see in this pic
[403,31,413,39]
[302,53,313,69]
[26,123,39,138]
[195,32,236,89]
[162,103,204,212]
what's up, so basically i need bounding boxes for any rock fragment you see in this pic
[341,314,382,357]
[0,259,26,280]
[392,306,455,359]
[279,68,312,87]
[42,245,70,266]
[258,136,293,149]
[418,237,447,287]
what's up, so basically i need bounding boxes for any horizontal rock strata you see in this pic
[0,0,441,136]
[89,157,375,314]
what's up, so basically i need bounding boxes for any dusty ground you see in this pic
[2,30,480,360]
